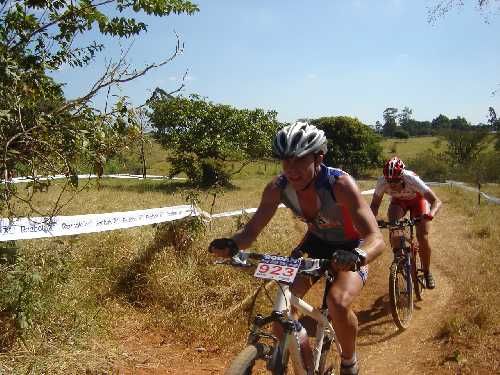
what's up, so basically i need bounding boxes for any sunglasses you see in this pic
[386,179,402,184]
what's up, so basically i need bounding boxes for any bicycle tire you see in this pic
[411,241,423,301]
[318,335,340,375]
[389,260,413,330]
[225,344,260,375]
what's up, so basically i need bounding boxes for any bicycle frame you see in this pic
[270,282,341,374]
[220,251,342,374]
[393,228,413,304]
[379,217,423,329]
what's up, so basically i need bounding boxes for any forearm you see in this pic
[370,194,383,217]
[359,231,385,264]
[370,203,379,217]
[429,198,442,217]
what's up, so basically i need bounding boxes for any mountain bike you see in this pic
[378,218,425,330]
[217,250,342,375]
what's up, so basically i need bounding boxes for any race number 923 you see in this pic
[254,255,300,284]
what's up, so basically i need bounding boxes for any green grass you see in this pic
[381,134,497,161]
[381,136,445,160]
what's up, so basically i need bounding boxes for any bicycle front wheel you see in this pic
[411,241,423,301]
[389,260,414,330]
[318,335,341,375]
[225,344,261,375]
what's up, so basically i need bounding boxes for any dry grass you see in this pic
[430,187,500,372]
[0,174,306,372]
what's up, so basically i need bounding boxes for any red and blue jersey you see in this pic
[275,164,361,245]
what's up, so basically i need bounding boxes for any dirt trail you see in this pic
[114,213,463,374]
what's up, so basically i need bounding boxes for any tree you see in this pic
[450,116,470,130]
[148,93,280,187]
[398,106,413,128]
[0,0,199,217]
[402,119,433,136]
[431,114,451,130]
[441,129,490,166]
[487,106,500,130]
[312,116,383,177]
[382,107,398,137]
[375,120,383,134]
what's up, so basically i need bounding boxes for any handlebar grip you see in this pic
[209,238,239,256]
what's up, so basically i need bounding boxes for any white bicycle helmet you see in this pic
[272,121,327,159]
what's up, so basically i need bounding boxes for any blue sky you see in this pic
[53,0,500,125]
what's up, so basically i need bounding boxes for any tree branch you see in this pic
[12,0,115,49]
[54,32,184,114]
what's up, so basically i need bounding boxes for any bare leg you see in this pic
[416,219,431,273]
[327,270,364,362]
[388,203,406,249]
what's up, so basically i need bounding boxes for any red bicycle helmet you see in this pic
[383,157,405,180]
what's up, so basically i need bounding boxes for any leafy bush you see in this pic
[461,151,500,183]
[393,129,409,139]
[312,116,383,177]
[408,150,450,181]
[149,93,280,187]
[0,245,42,351]
[169,153,230,187]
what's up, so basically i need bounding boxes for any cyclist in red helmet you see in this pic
[370,157,442,289]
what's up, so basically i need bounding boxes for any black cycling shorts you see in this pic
[292,232,368,284]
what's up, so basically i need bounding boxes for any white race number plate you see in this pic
[254,255,301,284]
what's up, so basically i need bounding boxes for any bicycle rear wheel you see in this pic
[389,260,414,330]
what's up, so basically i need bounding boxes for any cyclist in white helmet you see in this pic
[209,121,385,375]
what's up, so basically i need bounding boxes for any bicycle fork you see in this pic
[404,249,413,297]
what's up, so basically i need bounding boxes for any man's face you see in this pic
[386,178,403,191]
[282,153,318,190]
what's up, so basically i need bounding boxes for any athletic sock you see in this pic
[341,353,357,367]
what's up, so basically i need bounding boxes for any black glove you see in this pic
[331,250,361,272]
[208,238,239,257]
[290,248,305,259]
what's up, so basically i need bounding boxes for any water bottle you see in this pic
[294,321,313,373]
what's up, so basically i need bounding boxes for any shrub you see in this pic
[393,129,409,139]
[408,150,450,181]
[169,153,230,187]
[312,116,383,177]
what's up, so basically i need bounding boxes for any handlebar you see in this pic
[215,250,331,278]
[378,217,421,229]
